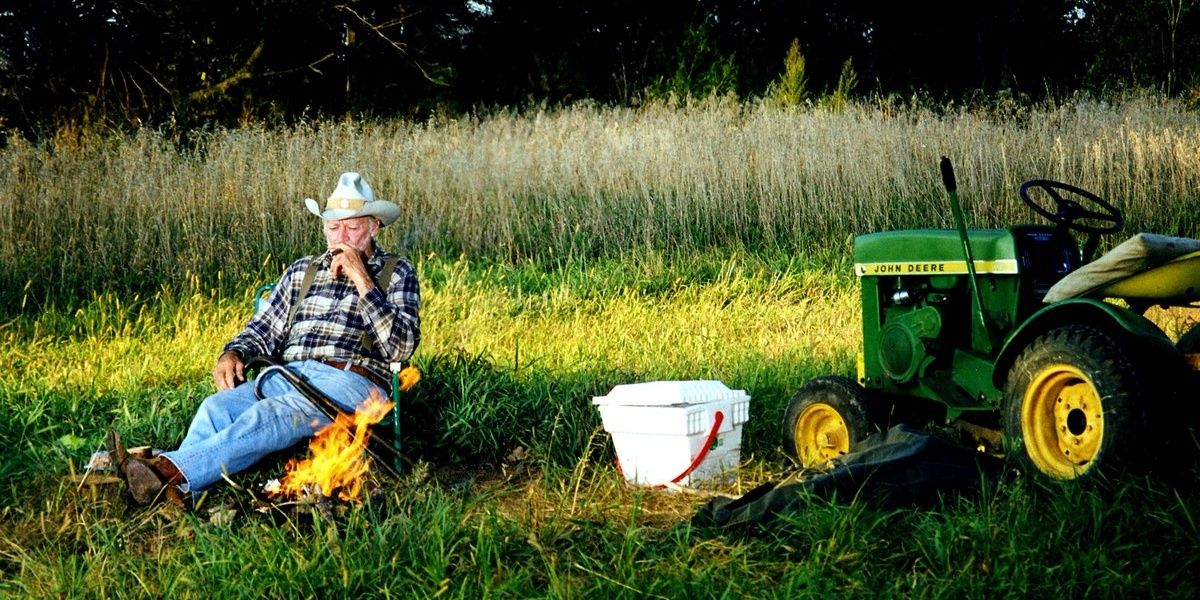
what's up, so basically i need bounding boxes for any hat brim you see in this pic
[305,198,401,227]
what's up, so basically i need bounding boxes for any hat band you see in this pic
[326,197,366,211]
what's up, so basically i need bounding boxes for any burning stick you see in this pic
[270,388,394,503]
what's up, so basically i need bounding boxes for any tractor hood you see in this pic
[854,229,1020,277]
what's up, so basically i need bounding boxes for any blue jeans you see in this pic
[161,360,385,498]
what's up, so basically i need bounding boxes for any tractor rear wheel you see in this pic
[784,376,876,468]
[1003,325,1144,480]
[1178,322,1200,358]
[1164,323,1200,469]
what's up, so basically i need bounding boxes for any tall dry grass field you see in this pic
[3,93,1200,308]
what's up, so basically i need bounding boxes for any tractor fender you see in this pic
[992,298,1175,388]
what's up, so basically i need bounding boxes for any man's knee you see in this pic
[249,393,328,435]
[196,385,256,420]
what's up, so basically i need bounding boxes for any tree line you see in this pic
[2,0,1198,137]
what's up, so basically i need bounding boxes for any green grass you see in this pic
[2,253,1199,598]
[5,470,1198,597]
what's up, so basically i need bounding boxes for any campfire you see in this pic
[266,388,394,503]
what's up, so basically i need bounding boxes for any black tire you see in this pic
[1178,322,1200,354]
[1161,323,1200,472]
[1175,323,1200,403]
[1002,325,1146,480]
[783,376,877,468]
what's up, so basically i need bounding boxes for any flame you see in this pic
[398,365,421,391]
[276,388,394,502]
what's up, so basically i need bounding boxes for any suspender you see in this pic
[360,255,400,354]
[286,260,321,328]
[282,253,402,357]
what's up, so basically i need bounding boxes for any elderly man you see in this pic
[109,172,421,505]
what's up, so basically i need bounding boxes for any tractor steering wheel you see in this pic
[1019,179,1124,235]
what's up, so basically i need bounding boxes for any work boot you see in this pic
[151,455,184,485]
[123,456,167,504]
[149,456,192,508]
[106,429,169,505]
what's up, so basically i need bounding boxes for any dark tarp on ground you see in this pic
[693,424,1006,527]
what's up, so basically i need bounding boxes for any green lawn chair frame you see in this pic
[254,284,405,473]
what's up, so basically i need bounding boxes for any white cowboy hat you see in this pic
[304,172,402,226]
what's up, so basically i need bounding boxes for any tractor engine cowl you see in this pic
[879,305,943,383]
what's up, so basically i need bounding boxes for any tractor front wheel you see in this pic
[1003,325,1144,480]
[784,376,876,468]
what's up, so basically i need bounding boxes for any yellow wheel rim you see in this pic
[794,403,850,466]
[1020,363,1104,479]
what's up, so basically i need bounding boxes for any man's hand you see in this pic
[213,350,245,391]
[331,243,374,295]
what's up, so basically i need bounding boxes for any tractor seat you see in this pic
[1044,233,1200,304]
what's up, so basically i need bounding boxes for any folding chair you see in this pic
[254,284,406,473]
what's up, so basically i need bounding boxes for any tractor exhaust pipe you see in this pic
[941,157,994,354]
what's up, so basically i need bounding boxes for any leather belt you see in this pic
[319,359,390,391]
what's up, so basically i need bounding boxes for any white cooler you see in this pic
[592,380,751,488]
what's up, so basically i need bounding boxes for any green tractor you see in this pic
[785,158,1200,480]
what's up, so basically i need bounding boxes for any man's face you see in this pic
[323,216,379,253]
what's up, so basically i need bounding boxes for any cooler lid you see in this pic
[592,380,749,406]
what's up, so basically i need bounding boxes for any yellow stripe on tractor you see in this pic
[855,259,1020,277]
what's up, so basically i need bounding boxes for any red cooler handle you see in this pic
[667,410,725,485]
[614,410,727,487]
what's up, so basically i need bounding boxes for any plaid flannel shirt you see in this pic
[224,243,421,384]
